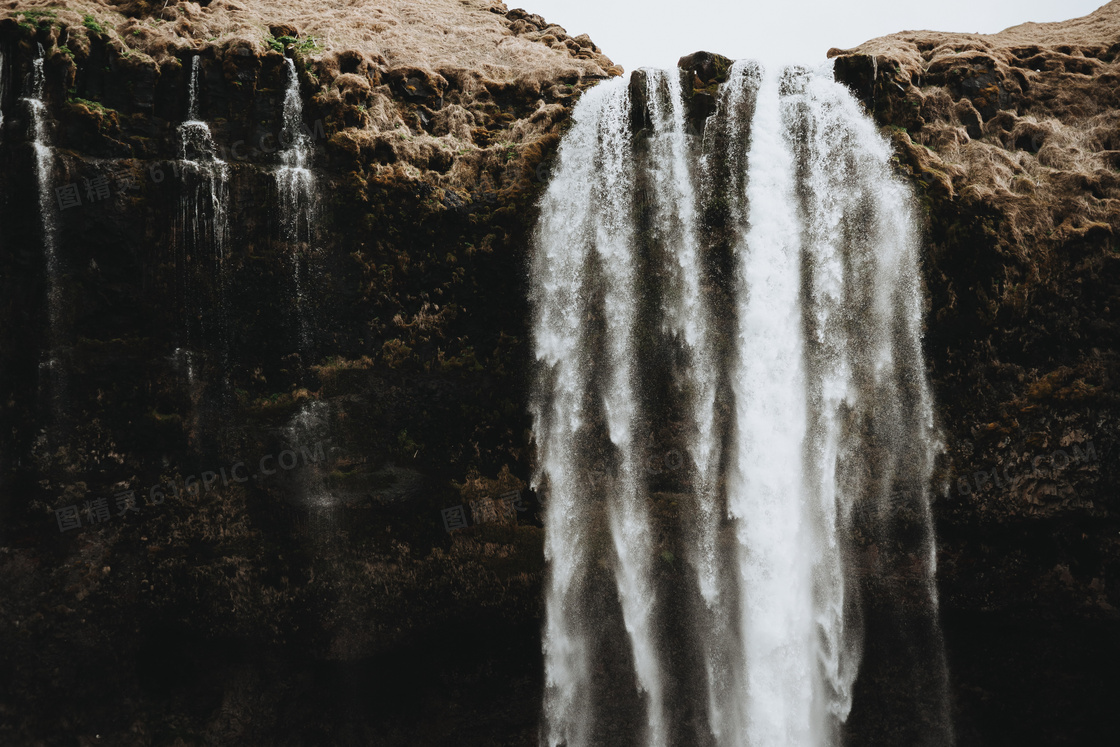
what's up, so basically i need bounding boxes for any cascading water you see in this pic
[531,80,634,747]
[532,61,951,746]
[274,60,329,519]
[1,49,7,137]
[175,55,230,389]
[22,44,65,414]
[276,57,316,356]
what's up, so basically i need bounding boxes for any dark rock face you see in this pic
[676,50,732,133]
[677,50,732,85]
[0,5,611,743]
[831,5,1120,744]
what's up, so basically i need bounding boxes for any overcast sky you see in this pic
[522,0,1107,71]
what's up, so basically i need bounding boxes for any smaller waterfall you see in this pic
[178,56,225,167]
[275,57,316,356]
[23,44,65,414]
[175,56,230,388]
[277,58,315,243]
[285,400,334,533]
[1,49,7,137]
[171,346,198,389]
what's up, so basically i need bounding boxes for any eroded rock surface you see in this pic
[0,2,615,744]
[831,5,1120,744]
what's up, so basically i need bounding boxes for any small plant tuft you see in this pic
[19,9,57,20]
[70,97,111,115]
[83,13,105,35]
[267,34,321,55]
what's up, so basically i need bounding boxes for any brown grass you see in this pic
[5,0,614,78]
[831,1,1120,269]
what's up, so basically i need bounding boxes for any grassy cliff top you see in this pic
[832,0,1120,70]
[4,0,619,79]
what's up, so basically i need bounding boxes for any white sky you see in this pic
[521,0,1108,70]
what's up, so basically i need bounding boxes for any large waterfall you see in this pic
[532,62,950,746]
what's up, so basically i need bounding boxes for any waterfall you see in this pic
[275,57,316,356]
[175,55,230,388]
[1,49,6,137]
[532,62,951,746]
[285,400,332,510]
[532,78,629,747]
[729,62,818,745]
[22,44,65,413]
[274,61,327,517]
[643,68,734,741]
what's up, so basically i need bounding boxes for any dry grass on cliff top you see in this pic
[832,1,1120,261]
[844,0,1120,65]
[2,0,617,206]
[4,0,612,79]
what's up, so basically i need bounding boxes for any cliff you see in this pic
[0,2,617,743]
[829,4,1120,743]
[0,0,1116,744]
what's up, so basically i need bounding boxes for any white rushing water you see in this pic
[728,62,816,745]
[532,78,625,747]
[532,61,949,746]
[277,57,315,244]
[176,56,230,383]
[22,45,65,410]
[285,400,333,510]
[643,67,735,742]
[1,49,6,138]
[177,55,230,265]
[276,57,316,354]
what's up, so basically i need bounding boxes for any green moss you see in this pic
[70,97,112,115]
[267,34,322,55]
[296,36,322,55]
[710,54,732,84]
[16,9,57,33]
[82,13,105,35]
[19,8,57,20]
[149,408,183,425]
[396,429,420,454]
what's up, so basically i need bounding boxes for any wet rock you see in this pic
[677,50,732,85]
[388,66,446,109]
[832,53,877,109]
[955,98,984,140]
[629,68,651,133]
